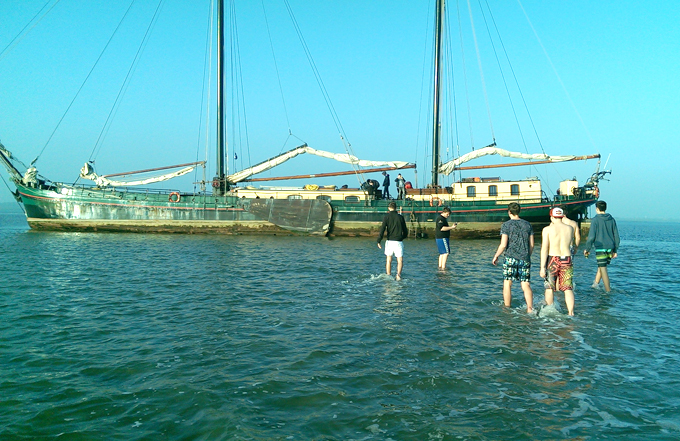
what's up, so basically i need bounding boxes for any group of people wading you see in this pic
[377,200,620,315]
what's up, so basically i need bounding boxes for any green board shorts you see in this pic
[596,249,615,267]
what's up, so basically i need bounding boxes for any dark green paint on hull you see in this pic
[13,181,596,238]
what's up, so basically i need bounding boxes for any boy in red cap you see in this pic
[540,207,576,315]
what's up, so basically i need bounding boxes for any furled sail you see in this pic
[80,163,197,187]
[22,167,38,186]
[438,146,579,175]
[227,144,412,183]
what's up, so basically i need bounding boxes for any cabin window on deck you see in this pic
[344,196,360,203]
[467,186,476,197]
[316,195,331,202]
[288,195,302,200]
[488,185,498,196]
[511,184,520,196]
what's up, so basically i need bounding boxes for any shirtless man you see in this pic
[540,207,576,315]
[559,207,581,256]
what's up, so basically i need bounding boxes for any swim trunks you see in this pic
[502,257,531,282]
[545,256,573,291]
[436,238,450,255]
[596,249,614,267]
[384,240,404,258]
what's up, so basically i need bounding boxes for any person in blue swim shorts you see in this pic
[435,207,457,270]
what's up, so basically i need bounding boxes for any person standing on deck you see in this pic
[583,200,620,292]
[395,173,406,200]
[377,201,408,280]
[492,202,534,313]
[540,207,576,316]
[435,207,457,269]
[382,171,391,199]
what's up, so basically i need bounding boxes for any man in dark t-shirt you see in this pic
[492,202,534,313]
[435,207,457,269]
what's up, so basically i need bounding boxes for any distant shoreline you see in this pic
[0,203,24,214]
[617,217,680,224]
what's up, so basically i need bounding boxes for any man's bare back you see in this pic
[540,214,576,315]
[542,221,573,257]
[561,216,580,251]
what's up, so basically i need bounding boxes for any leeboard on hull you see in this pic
[245,198,332,235]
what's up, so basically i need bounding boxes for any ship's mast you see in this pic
[215,0,226,194]
[431,0,445,188]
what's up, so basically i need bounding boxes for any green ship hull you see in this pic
[13,180,596,238]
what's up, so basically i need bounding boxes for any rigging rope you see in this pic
[32,1,138,167]
[228,0,252,176]
[465,0,495,143]
[477,0,552,187]
[88,0,165,163]
[281,0,363,186]
[443,5,460,185]
[455,0,475,152]
[413,0,435,190]
[194,0,215,193]
[260,1,310,164]
[481,0,544,156]
[0,0,60,63]
[283,1,347,141]
[516,0,598,152]
[261,0,292,140]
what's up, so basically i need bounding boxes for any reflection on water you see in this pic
[0,218,678,440]
[377,275,407,316]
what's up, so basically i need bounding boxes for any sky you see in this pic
[1,0,679,221]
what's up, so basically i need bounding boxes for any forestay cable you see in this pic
[0,0,61,62]
[516,0,598,151]
[31,1,139,167]
[466,0,495,143]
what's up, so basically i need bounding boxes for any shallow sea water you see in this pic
[1,213,679,440]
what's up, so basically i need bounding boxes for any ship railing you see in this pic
[59,182,212,197]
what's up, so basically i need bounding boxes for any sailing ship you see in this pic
[0,0,607,238]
